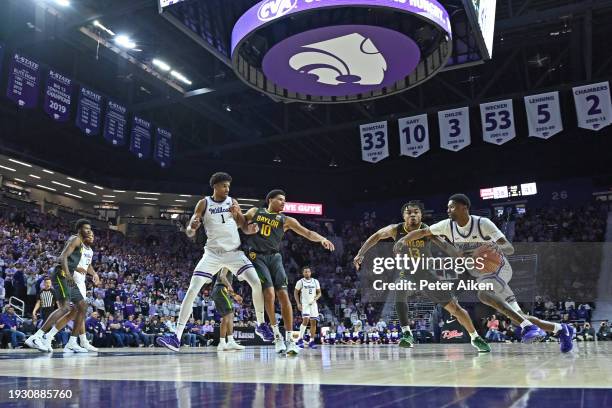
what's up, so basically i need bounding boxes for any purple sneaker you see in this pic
[156,334,180,352]
[559,323,574,353]
[255,324,274,342]
[521,324,546,344]
[308,341,317,349]
[297,339,305,349]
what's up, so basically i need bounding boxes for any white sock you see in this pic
[219,338,226,345]
[35,329,45,338]
[271,324,281,337]
[401,326,412,334]
[46,326,59,339]
[553,323,563,333]
[285,331,293,342]
[469,331,479,340]
[519,320,531,329]
[298,324,307,340]
[175,323,186,339]
[227,335,235,343]
[79,334,88,344]
[68,336,78,345]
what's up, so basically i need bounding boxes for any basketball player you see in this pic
[294,266,321,349]
[157,172,272,352]
[394,194,574,353]
[25,219,99,353]
[244,189,335,355]
[212,268,245,351]
[354,201,491,352]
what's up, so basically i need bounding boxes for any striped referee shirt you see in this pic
[39,289,55,308]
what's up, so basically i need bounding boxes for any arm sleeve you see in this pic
[480,218,506,241]
[428,220,449,237]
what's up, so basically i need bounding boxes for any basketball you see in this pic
[472,245,503,274]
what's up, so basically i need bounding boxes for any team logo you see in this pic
[249,252,257,260]
[257,0,297,22]
[289,33,387,87]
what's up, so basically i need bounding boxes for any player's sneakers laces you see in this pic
[286,340,300,356]
[225,340,245,351]
[471,336,491,353]
[255,324,274,342]
[308,341,317,349]
[157,334,181,352]
[81,340,99,352]
[274,336,287,354]
[25,335,48,352]
[64,341,88,353]
[559,323,575,353]
[521,325,546,344]
[399,333,414,348]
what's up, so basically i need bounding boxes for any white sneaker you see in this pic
[64,341,88,353]
[274,337,287,354]
[225,341,245,351]
[25,335,48,352]
[217,342,227,352]
[41,335,54,352]
[81,341,99,352]
[286,340,300,356]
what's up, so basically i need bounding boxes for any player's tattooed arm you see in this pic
[494,238,515,256]
[186,199,207,238]
[285,217,335,251]
[59,236,81,283]
[240,206,260,235]
[429,236,463,257]
[392,228,432,254]
[354,224,397,270]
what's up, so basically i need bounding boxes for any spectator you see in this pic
[597,322,610,341]
[486,315,502,342]
[0,306,26,349]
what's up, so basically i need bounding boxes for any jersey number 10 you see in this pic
[260,224,272,237]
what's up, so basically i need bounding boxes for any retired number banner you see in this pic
[360,121,389,163]
[438,107,471,152]
[480,99,516,145]
[398,114,430,158]
[524,91,563,139]
[573,81,612,131]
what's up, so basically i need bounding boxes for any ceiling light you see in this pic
[67,177,87,185]
[223,104,232,112]
[103,195,116,198]
[29,174,41,179]
[152,59,171,72]
[42,169,54,174]
[8,159,32,167]
[54,0,70,7]
[170,70,192,85]
[179,194,191,197]
[144,203,156,206]
[51,181,72,188]
[329,158,338,168]
[113,190,126,193]
[93,185,104,190]
[79,189,97,196]
[93,20,115,36]
[135,197,158,200]
[14,178,26,183]
[0,165,16,172]
[273,154,281,163]
[136,192,161,195]
[114,35,136,49]
[174,199,187,202]
[65,192,82,199]
[102,200,115,203]
[37,184,56,191]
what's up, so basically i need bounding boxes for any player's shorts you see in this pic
[50,266,84,304]
[194,249,255,282]
[473,260,516,304]
[301,302,319,320]
[248,252,287,290]
[211,285,234,317]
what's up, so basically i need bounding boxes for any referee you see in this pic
[32,278,57,322]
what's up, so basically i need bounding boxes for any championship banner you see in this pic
[6,53,40,109]
[573,81,612,131]
[153,127,172,168]
[524,91,563,139]
[359,121,389,163]
[103,100,128,146]
[398,114,430,158]
[438,107,471,151]
[43,70,72,122]
[76,87,103,135]
[479,99,516,145]
[130,116,152,159]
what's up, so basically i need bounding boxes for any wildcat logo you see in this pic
[289,33,387,87]
[257,0,298,22]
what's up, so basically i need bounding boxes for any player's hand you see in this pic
[322,239,335,251]
[229,202,241,217]
[92,273,100,286]
[353,255,364,270]
[297,304,302,311]
[233,294,243,304]
[245,223,259,235]
[189,217,201,231]
[392,241,405,255]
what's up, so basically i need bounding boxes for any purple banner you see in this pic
[76,87,103,135]
[130,116,152,159]
[231,0,452,54]
[103,100,128,146]
[153,127,172,168]
[6,53,40,109]
[43,70,72,122]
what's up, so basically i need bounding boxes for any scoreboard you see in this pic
[480,182,538,200]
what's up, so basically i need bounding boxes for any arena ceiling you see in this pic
[1,0,612,202]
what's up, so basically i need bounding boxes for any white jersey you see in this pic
[295,278,320,305]
[201,196,241,252]
[74,244,93,298]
